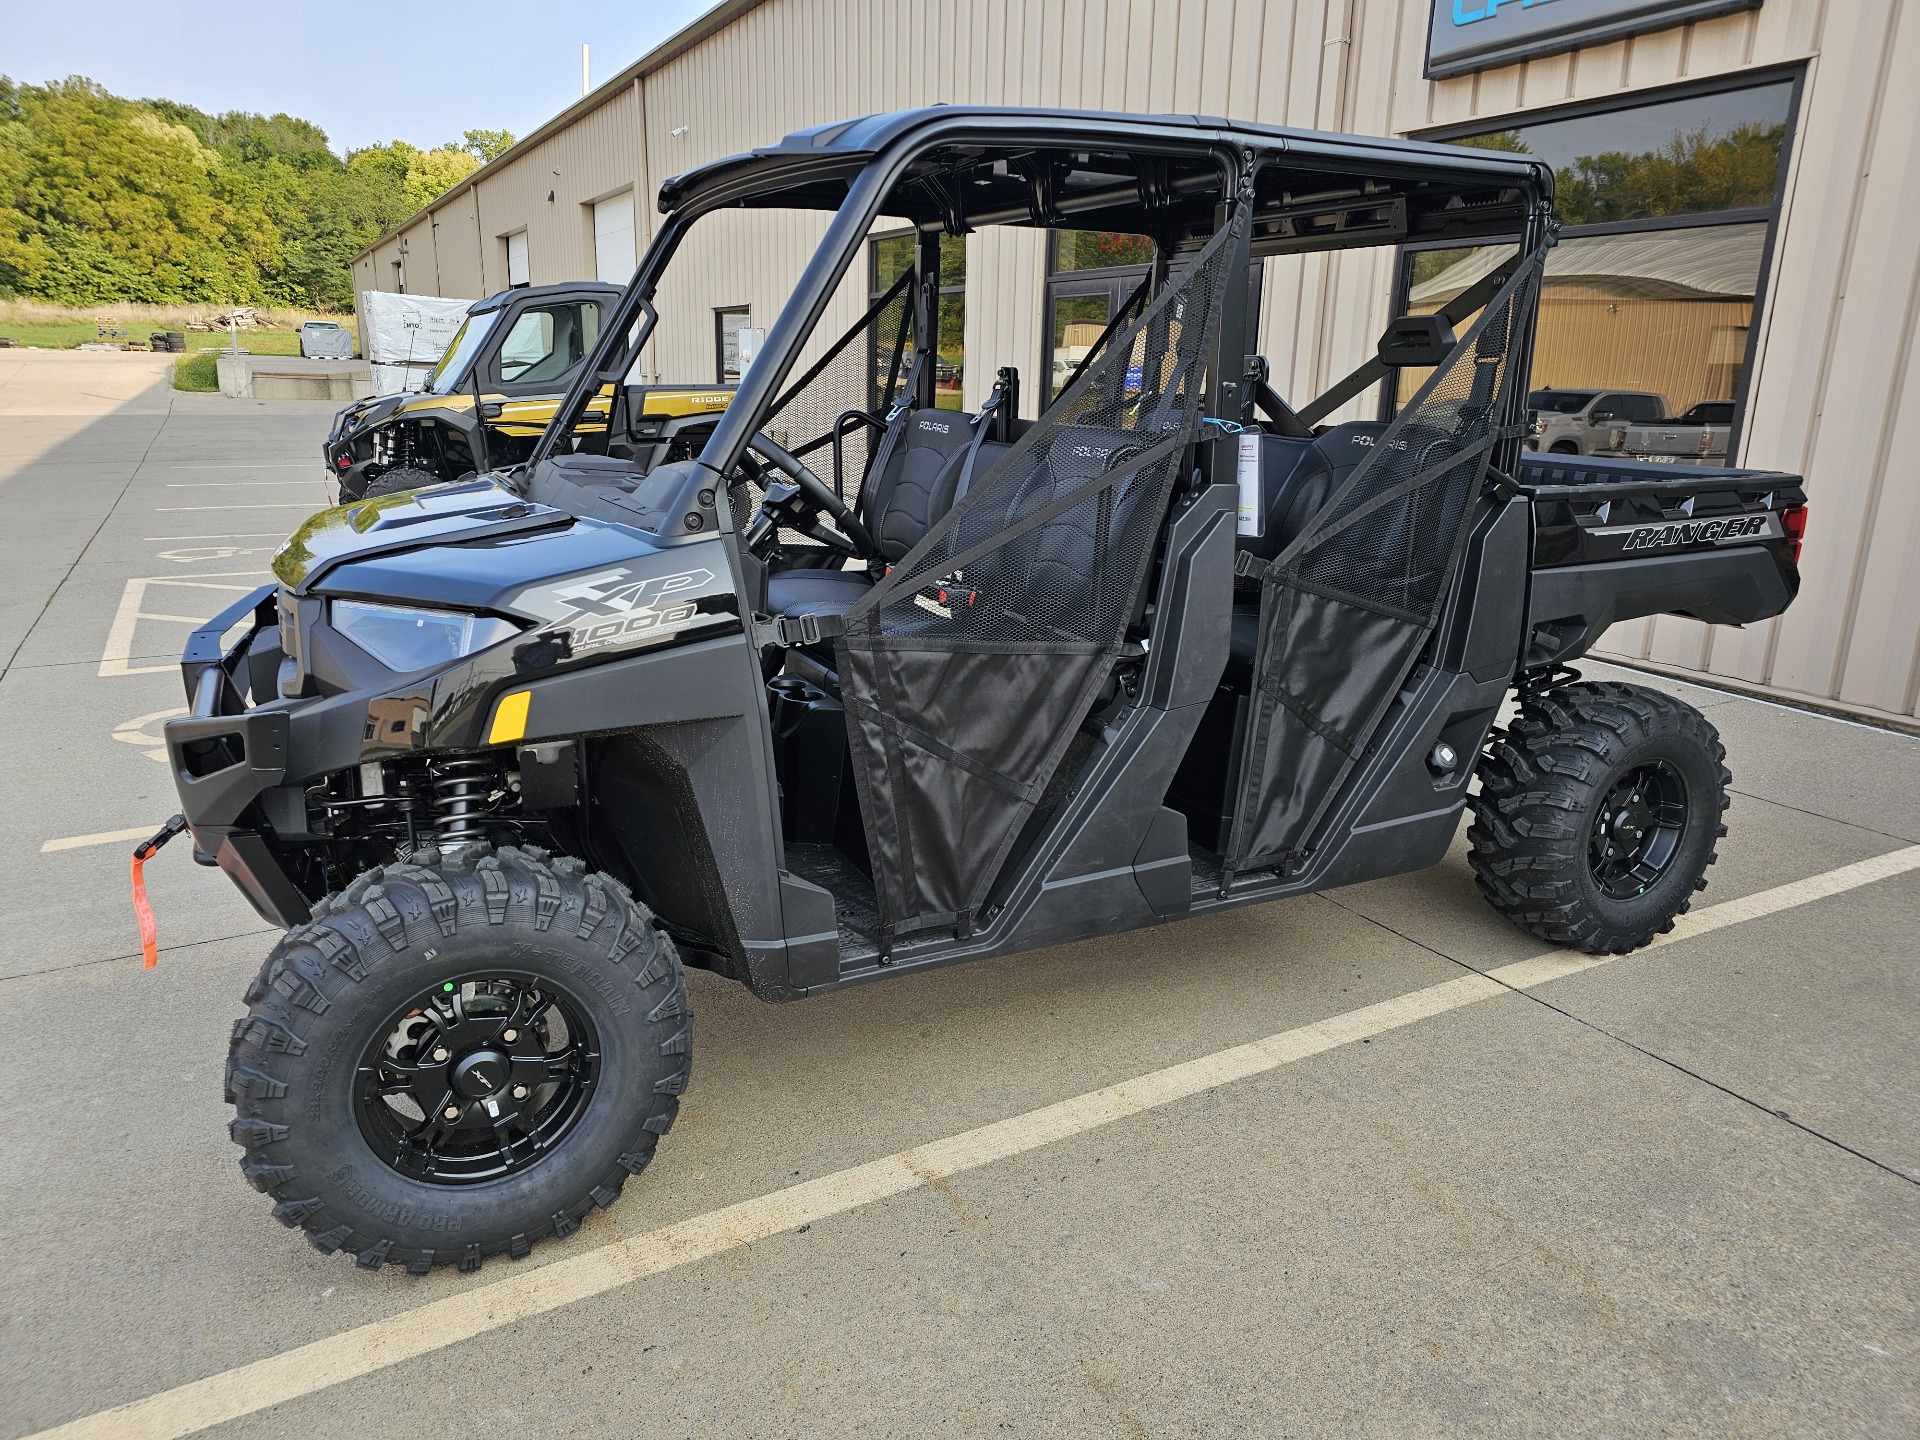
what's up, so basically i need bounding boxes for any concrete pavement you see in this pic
[0,350,1914,1439]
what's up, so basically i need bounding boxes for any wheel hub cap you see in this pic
[451,1049,510,1098]
[353,977,601,1186]
[1589,762,1688,899]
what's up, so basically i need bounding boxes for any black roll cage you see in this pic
[532,107,1555,540]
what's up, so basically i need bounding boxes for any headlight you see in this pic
[331,600,522,672]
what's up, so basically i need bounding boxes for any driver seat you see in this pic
[765,405,998,626]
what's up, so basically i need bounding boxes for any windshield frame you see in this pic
[422,310,497,395]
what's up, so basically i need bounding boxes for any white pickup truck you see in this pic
[1613,400,1735,463]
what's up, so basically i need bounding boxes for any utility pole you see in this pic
[582,44,590,97]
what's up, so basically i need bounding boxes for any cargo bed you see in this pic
[1511,451,1806,669]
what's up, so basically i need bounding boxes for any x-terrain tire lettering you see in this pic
[1468,681,1729,954]
[225,844,690,1272]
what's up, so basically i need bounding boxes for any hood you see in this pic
[334,390,412,432]
[273,479,572,593]
[313,512,694,617]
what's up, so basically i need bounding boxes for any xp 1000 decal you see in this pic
[508,563,739,658]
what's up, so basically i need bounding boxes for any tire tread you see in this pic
[226,843,689,1272]
[1469,681,1729,954]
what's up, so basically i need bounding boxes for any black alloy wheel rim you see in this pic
[353,976,601,1185]
[1588,760,1689,900]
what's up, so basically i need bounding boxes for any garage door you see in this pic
[505,231,530,289]
[593,192,635,285]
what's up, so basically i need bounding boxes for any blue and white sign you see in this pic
[1426,0,1763,79]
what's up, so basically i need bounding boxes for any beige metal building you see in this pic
[352,0,1920,729]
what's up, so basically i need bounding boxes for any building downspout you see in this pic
[1317,0,1356,132]
[470,182,486,294]
[1310,0,1359,401]
[633,71,658,381]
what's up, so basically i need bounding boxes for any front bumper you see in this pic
[163,586,313,927]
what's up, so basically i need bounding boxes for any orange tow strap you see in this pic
[131,816,188,969]
[132,851,159,968]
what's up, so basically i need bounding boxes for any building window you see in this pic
[1045,231,1153,401]
[715,307,750,383]
[504,231,530,289]
[1044,232,1264,404]
[1398,72,1799,462]
[869,231,966,409]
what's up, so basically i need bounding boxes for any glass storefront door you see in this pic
[1399,72,1799,461]
[1047,280,1135,400]
[1399,223,1768,426]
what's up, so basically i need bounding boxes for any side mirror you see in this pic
[1590,410,1617,423]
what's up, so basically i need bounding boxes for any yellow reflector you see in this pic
[487,690,531,745]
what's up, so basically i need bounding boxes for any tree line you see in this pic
[0,76,514,312]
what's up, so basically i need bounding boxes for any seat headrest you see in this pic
[904,410,967,450]
[1313,422,1389,474]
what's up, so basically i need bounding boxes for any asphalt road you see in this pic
[1,350,1917,1439]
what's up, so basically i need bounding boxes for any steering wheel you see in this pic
[740,432,877,559]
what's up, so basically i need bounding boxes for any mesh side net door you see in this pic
[837,207,1249,944]
[1226,249,1545,877]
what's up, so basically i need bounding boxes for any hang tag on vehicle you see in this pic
[1236,432,1262,538]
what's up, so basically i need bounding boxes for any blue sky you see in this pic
[3,0,721,153]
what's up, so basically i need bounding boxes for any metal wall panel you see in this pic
[350,0,1917,723]
[428,188,486,302]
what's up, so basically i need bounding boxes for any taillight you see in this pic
[1779,503,1807,564]
[1698,428,1712,454]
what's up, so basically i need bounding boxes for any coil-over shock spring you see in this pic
[430,757,497,842]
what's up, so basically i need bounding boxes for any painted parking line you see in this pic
[155,547,276,564]
[143,534,295,542]
[41,825,165,854]
[99,572,270,678]
[163,480,321,488]
[154,503,324,512]
[26,843,1920,1440]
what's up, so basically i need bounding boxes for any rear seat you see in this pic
[1226,420,1388,684]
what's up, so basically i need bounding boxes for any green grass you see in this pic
[0,320,313,354]
[0,300,346,355]
[171,351,220,392]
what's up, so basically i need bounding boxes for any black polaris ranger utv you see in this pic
[324,281,737,501]
[162,107,1806,1274]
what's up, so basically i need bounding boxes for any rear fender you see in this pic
[1522,545,1797,669]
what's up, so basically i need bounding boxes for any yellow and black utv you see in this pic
[323,281,734,500]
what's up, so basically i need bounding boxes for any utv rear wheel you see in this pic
[363,465,440,498]
[1468,681,1729,954]
[225,844,690,1272]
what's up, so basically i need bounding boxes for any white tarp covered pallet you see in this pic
[358,291,473,392]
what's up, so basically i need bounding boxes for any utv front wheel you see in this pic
[225,844,690,1272]
[1468,681,1729,954]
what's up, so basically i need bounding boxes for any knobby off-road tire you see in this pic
[362,465,440,499]
[225,843,690,1273]
[1468,681,1730,954]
